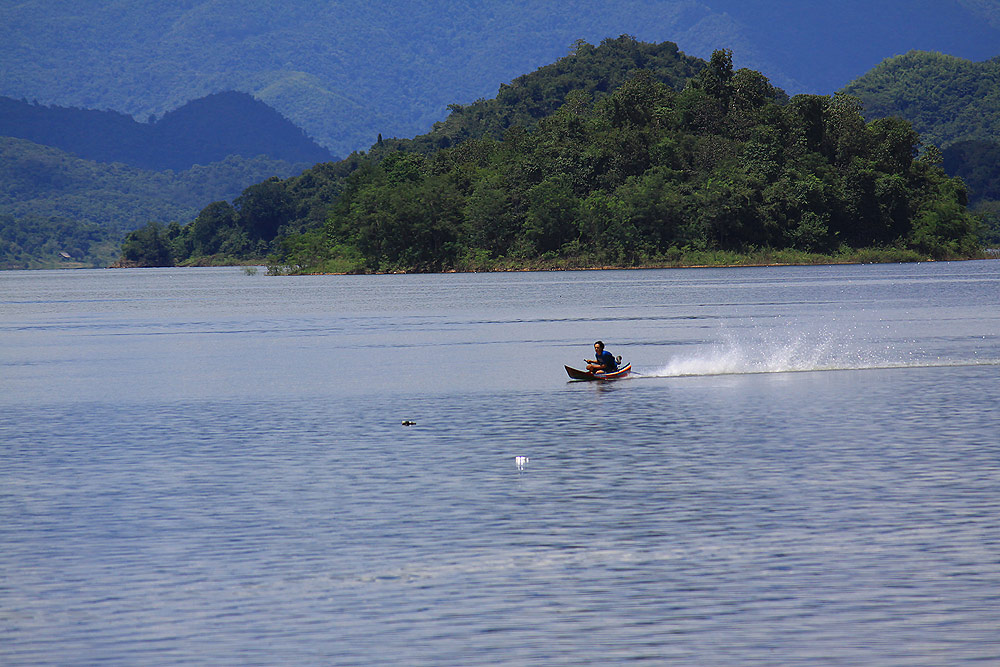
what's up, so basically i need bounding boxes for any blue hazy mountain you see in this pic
[0,92,333,170]
[2,1,998,157]
[705,1,1000,93]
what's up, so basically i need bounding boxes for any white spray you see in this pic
[643,324,921,378]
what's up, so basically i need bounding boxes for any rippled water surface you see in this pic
[2,262,999,665]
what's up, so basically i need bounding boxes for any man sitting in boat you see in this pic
[585,341,618,374]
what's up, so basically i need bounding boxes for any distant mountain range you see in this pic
[0,92,332,171]
[0,90,334,268]
[0,90,333,269]
[2,1,999,157]
[4,5,1000,267]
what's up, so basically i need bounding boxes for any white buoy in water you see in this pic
[515,455,529,469]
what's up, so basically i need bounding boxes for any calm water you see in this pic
[2,262,999,665]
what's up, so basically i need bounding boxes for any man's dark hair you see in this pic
[595,341,604,348]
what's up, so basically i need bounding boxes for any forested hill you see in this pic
[382,38,707,155]
[0,136,313,269]
[119,42,983,271]
[127,37,712,265]
[0,92,333,171]
[841,50,1000,220]
[841,51,1000,150]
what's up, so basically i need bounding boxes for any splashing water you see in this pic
[651,349,835,378]
[642,330,994,378]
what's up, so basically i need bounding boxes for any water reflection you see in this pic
[1,262,999,665]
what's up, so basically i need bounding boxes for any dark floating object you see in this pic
[401,420,417,426]
[565,362,632,381]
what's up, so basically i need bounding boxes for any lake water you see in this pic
[2,261,999,665]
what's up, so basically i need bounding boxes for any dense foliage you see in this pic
[948,141,1000,246]
[973,200,1000,246]
[942,140,1000,204]
[269,51,977,272]
[120,157,365,267]
[842,51,1000,150]
[0,213,121,269]
[842,51,1000,242]
[381,38,705,156]
[0,137,314,260]
[124,43,984,271]
[133,37,704,266]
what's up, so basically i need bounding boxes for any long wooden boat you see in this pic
[565,362,631,381]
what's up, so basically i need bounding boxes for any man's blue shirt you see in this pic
[598,350,617,371]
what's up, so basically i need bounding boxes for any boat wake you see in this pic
[641,338,998,379]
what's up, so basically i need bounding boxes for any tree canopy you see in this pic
[841,51,1000,151]
[122,44,985,271]
[0,213,121,269]
[310,59,978,272]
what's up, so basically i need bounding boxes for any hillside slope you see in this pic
[384,36,707,155]
[3,1,999,156]
[841,49,1000,214]
[841,51,1000,149]
[121,42,980,271]
[0,92,333,170]
[0,136,311,234]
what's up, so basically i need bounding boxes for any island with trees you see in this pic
[116,39,987,273]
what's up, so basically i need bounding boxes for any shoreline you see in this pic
[275,248,997,276]
[285,254,997,276]
[96,247,998,273]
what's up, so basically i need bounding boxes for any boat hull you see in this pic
[565,363,631,381]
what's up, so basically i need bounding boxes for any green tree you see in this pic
[121,222,173,267]
[462,172,523,256]
[731,68,780,112]
[868,116,921,175]
[823,93,869,165]
[784,95,827,155]
[190,200,238,256]
[522,174,579,255]
[972,200,1000,246]
[696,49,734,108]
[614,166,685,255]
[234,177,293,243]
[909,179,980,257]
[228,41,984,273]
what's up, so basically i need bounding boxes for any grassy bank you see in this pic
[268,245,991,275]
